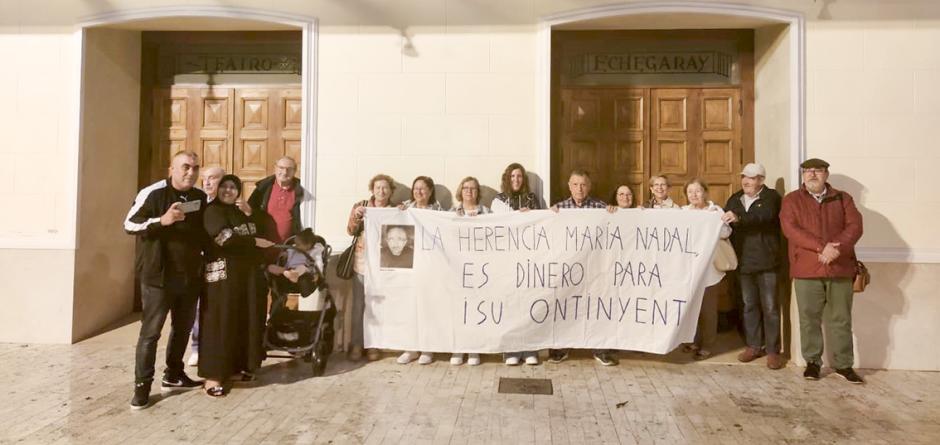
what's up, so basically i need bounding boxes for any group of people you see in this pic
[125,151,865,409]
[346,160,865,385]
[124,152,311,408]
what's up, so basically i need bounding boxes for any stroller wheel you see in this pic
[311,352,327,377]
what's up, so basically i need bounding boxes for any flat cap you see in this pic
[800,158,830,169]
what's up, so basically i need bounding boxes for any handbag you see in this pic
[713,238,738,272]
[337,200,367,280]
[853,261,871,293]
[336,234,358,280]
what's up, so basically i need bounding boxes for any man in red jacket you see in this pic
[780,158,864,384]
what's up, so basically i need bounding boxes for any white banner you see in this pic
[362,207,724,354]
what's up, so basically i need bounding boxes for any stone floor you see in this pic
[1,320,939,444]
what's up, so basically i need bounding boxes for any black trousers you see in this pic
[135,281,200,384]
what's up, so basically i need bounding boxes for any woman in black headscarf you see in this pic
[199,174,274,397]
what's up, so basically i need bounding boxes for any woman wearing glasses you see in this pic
[450,176,491,366]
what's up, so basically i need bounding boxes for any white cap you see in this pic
[740,163,766,178]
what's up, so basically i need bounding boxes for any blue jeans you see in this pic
[739,270,780,353]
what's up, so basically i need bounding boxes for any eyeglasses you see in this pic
[802,168,827,175]
[461,186,478,191]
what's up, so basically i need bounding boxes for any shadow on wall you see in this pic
[828,173,908,370]
[390,170,548,211]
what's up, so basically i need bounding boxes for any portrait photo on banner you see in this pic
[380,224,415,269]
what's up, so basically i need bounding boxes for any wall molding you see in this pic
[0,6,318,250]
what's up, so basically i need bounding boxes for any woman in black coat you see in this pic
[199,174,274,397]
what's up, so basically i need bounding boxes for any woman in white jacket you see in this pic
[681,178,732,360]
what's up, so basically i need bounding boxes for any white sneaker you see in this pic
[525,355,539,366]
[418,352,433,365]
[467,353,481,366]
[450,353,464,366]
[396,351,418,364]
[505,356,521,366]
[187,352,199,367]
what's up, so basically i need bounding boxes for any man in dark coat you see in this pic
[247,156,311,243]
[723,163,784,370]
[780,158,864,384]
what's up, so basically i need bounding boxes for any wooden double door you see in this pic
[555,87,747,207]
[150,86,302,198]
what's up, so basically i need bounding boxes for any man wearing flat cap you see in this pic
[722,162,785,370]
[780,158,864,384]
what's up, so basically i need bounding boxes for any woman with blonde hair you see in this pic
[450,176,491,366]
[645,175,679,209]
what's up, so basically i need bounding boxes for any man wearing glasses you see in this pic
[779,158,864,384]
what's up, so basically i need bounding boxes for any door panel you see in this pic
[556,86,743,207]
[234,88,272,198]
[280,89,303,173]
[651,89,698,205]
[557,88,648,204]
[196,88,234,176]
[150,85,301,200]
[699,88,741,207]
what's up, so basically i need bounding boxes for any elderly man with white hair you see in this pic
[187,166,225,368]
[248,156,310,243]
[722,163,785,370]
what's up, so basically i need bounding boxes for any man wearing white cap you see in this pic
[721,163,785,370]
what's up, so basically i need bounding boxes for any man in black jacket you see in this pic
[722,163,785,370]
[124,151,207,409]
[247,156,310,243]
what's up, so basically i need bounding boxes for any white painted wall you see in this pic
[806,20,940,251]
[314,24,538,245]
[0,29,80,343]
[754,24,791,191]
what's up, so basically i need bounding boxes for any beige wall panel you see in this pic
[0,249,75,343]
[788,262,940,371]
[72,28,140,342]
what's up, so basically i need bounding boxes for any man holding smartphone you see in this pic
[124,150,208,409]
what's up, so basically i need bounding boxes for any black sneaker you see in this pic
[593,352,619,366]
[547,349,569,363]
[803,362,821,380]
[130,382,150,410]
[835,368,865,384]
[161,372,203,391]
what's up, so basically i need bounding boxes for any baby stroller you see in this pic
[263,233,336,376]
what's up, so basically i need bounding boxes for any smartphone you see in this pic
[178,200,201,214]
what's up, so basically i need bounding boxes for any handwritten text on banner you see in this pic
[362,208,724,354]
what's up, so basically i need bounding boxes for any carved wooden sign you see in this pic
[176,54,301,74]
[573,51,732,77]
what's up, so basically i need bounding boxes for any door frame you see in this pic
[69,6,319,249]
[536,1,805,207]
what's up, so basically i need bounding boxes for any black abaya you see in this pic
[199,201,268,380]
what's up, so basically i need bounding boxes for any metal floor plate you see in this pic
[497,377,553,395]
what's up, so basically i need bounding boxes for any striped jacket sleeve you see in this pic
[124,182,164,236]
